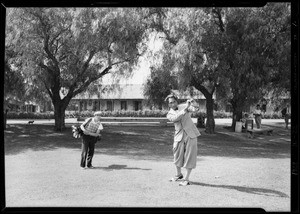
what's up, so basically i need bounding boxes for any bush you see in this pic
[214,111,232,118]
[262,112,282,119]
[191,111,206,118]
[6,111,54,119]
[6,110,284,119]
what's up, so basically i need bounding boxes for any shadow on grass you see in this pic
[190,181,289,198]
[4,124,290,160]
[92,164,151,171]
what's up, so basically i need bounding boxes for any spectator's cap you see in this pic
[165,94,178,102]
[94,111,102,116]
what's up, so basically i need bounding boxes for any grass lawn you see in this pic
[5,123,290,159]
[4,123,291,211]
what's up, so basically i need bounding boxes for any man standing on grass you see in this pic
[80,111,103,169]
[253,104,262,129]
[165,94,201,186]
[281,103,291,129]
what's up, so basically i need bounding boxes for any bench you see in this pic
[247,127,274,138]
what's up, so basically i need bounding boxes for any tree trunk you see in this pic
[231,100,244,131]
[4,109,8,130]
[205,94,215,134]
[158,103,163,110]
[53,101,67,131]
[193,84,216,134]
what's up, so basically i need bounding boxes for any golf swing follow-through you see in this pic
[165,94,201,186]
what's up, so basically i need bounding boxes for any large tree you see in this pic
[6,8,148,131]
[143,52,179,110]
[145,4,290,132]
[145,8,222,133]
[206,4,291,129]
[4,47,25,129]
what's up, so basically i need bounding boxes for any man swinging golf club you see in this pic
[165,94,201,186]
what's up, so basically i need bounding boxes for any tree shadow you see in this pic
[190,181,289,198]
[92,164,151,171]
[4,124,290,160]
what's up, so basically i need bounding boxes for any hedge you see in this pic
[6,111,55,119]
[6,110,283,119]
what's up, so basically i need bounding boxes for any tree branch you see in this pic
[30,9,61,73]
[82,50,96,73]
[72,66,112,96]
[148,8,178,45]
[67,50,97,96]
[212,8,225,32]
[111,58,131,66]
[41,78,53,100]
[49,24,71,48]
[38,61,56,74]
[193,83,211,98]
[43,34,61,74]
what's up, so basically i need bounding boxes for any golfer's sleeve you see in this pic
[167,110,186,122]
[187,105,199,113]
[80,118,89,130]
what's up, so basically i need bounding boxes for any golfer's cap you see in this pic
[165,94,178,102]
[94,111,102,116]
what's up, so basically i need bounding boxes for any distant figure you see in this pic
[253,104,262,129]
[28,120,34,124]
[165,94,200,186]
[281,103,291,129]
[241,113,252,130]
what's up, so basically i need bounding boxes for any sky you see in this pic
[101,33,163,85]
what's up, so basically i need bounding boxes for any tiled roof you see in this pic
[73,84,207,100]
[73,84,144,100]
[171,87,206,100]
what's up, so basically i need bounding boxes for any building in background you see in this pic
[8,83,289,114]
[70,84,209,112]
[71,84,144,112]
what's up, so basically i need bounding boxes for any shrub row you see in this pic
[261,112,282,119]
[74,110,170,118]
[6,110,283,119]
[6,111,55,119]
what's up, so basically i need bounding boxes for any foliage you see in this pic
[143,63,178,109]
[200,4,291,127]
[143,5,290,132]
[4,45,26,109]
[6,8,148,130]
[261,112,282,119]
[225,5,290,103]
[7,110,283,119]
[6,110,237,119]
[7,111,55,119]
[144,7,220,133]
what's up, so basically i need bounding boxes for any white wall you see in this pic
[114,100,121,111]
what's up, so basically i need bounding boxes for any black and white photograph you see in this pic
[2,1,297,213]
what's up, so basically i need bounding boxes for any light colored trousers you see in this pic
[173,131,198,169]
[255,115,261,128]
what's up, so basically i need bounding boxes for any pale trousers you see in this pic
[255,115,262,129]
[173,131,198,169]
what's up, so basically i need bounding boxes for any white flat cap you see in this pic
[94,111,102,116]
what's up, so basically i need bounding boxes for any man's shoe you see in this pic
[81,167,86,170]
[179,180,190,186]
[87,166,95,169]
[169,174,183,182]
